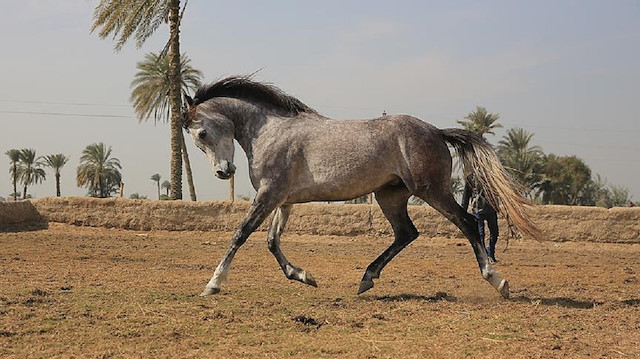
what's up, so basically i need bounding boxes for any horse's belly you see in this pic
[285,166,398,203]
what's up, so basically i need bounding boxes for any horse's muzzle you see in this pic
[215,161,236,180]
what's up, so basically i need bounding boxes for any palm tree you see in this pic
[5,149,21,201]
[131,51,202,201]
[151,173,161,200]
[77,143,122,198]
[497,128,544,198]
[92,0,185,200]
[17,149,46,199]
[161,180,171,196]
[457,106,502,137]
[42,154,69,197]
[131,52,202,123]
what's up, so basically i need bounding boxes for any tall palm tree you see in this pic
[131,51,202,201]
[42,154,70,197]
[161,180,171,196]
[151,173,161,200]
[457,106,502,138]
[77,143,122,198]
[92,0,185,200]
[497,128,544,198]
[5,149,21,201]
[17,149,46,199]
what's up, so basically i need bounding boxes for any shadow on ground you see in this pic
[360,291,458,303]
[510,296,603,309]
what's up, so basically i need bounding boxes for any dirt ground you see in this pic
[1,224,638,358]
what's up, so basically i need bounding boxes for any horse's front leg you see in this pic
[200,190,280,296]
[267,205,317,287]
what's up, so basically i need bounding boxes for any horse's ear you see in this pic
[184,95,194,107]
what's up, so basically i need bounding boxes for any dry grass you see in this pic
[1,224,639,358]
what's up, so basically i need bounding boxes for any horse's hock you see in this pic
[1,197,638,243]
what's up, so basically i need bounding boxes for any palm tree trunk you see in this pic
[12,163,17,201]
[23,184,27,200]
[157,182,160,200]
[229,175,235,202]
[55,172,61,197]
[100,178,105,198]
[168,0,183,200]
[180,131,197,201]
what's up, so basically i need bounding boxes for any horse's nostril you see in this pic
[216,170,226,177]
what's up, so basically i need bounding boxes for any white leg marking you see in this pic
[209,263,230,287]
[200,262,231,296]
[482,265,509,299]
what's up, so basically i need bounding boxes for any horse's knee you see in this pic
[231,232,249,248]
[460,214,480,240]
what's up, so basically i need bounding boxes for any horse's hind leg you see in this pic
[420,189,509,299]
[358,184,417,294]
[267,205,317,287]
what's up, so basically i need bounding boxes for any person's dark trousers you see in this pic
[473,212,499,260]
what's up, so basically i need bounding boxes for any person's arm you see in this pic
[461,180,471,211]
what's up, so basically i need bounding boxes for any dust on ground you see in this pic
[1,223,638,358]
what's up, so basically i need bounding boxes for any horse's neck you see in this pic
[223,99,268,159]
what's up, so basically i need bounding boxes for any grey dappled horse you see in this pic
[183,76,540,299]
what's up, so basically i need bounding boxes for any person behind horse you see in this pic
[462,174,499,263]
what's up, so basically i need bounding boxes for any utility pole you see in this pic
[230,175,235,203]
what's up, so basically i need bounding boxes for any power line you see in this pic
[507,122,640,134]
[1,99,638,135]
[0,110,131,118]
[0,99,129,107]
[535,140,639,151]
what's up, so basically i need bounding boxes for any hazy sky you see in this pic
[1,1,639,201]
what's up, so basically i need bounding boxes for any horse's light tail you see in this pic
[442,128,543,241]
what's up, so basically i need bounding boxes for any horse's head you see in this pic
[183,95,236,180]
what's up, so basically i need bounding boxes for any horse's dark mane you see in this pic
[192,76,316,116]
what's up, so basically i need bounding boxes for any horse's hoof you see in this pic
[357,280,374,295]
[199,287,221,296]
[303,271,318,288]
[498,279,509,299]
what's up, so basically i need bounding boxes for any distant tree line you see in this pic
[459,106,633,208]
[5,144,180,201]
[5,143,122,200]
[5,149,64,200]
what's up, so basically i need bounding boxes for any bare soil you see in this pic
[1,224,638,358]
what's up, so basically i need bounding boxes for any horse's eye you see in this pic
[198,130,207,139]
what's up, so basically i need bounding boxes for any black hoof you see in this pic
[304,271,318,287]
[199,287,221,296]
[357,280,374,295]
